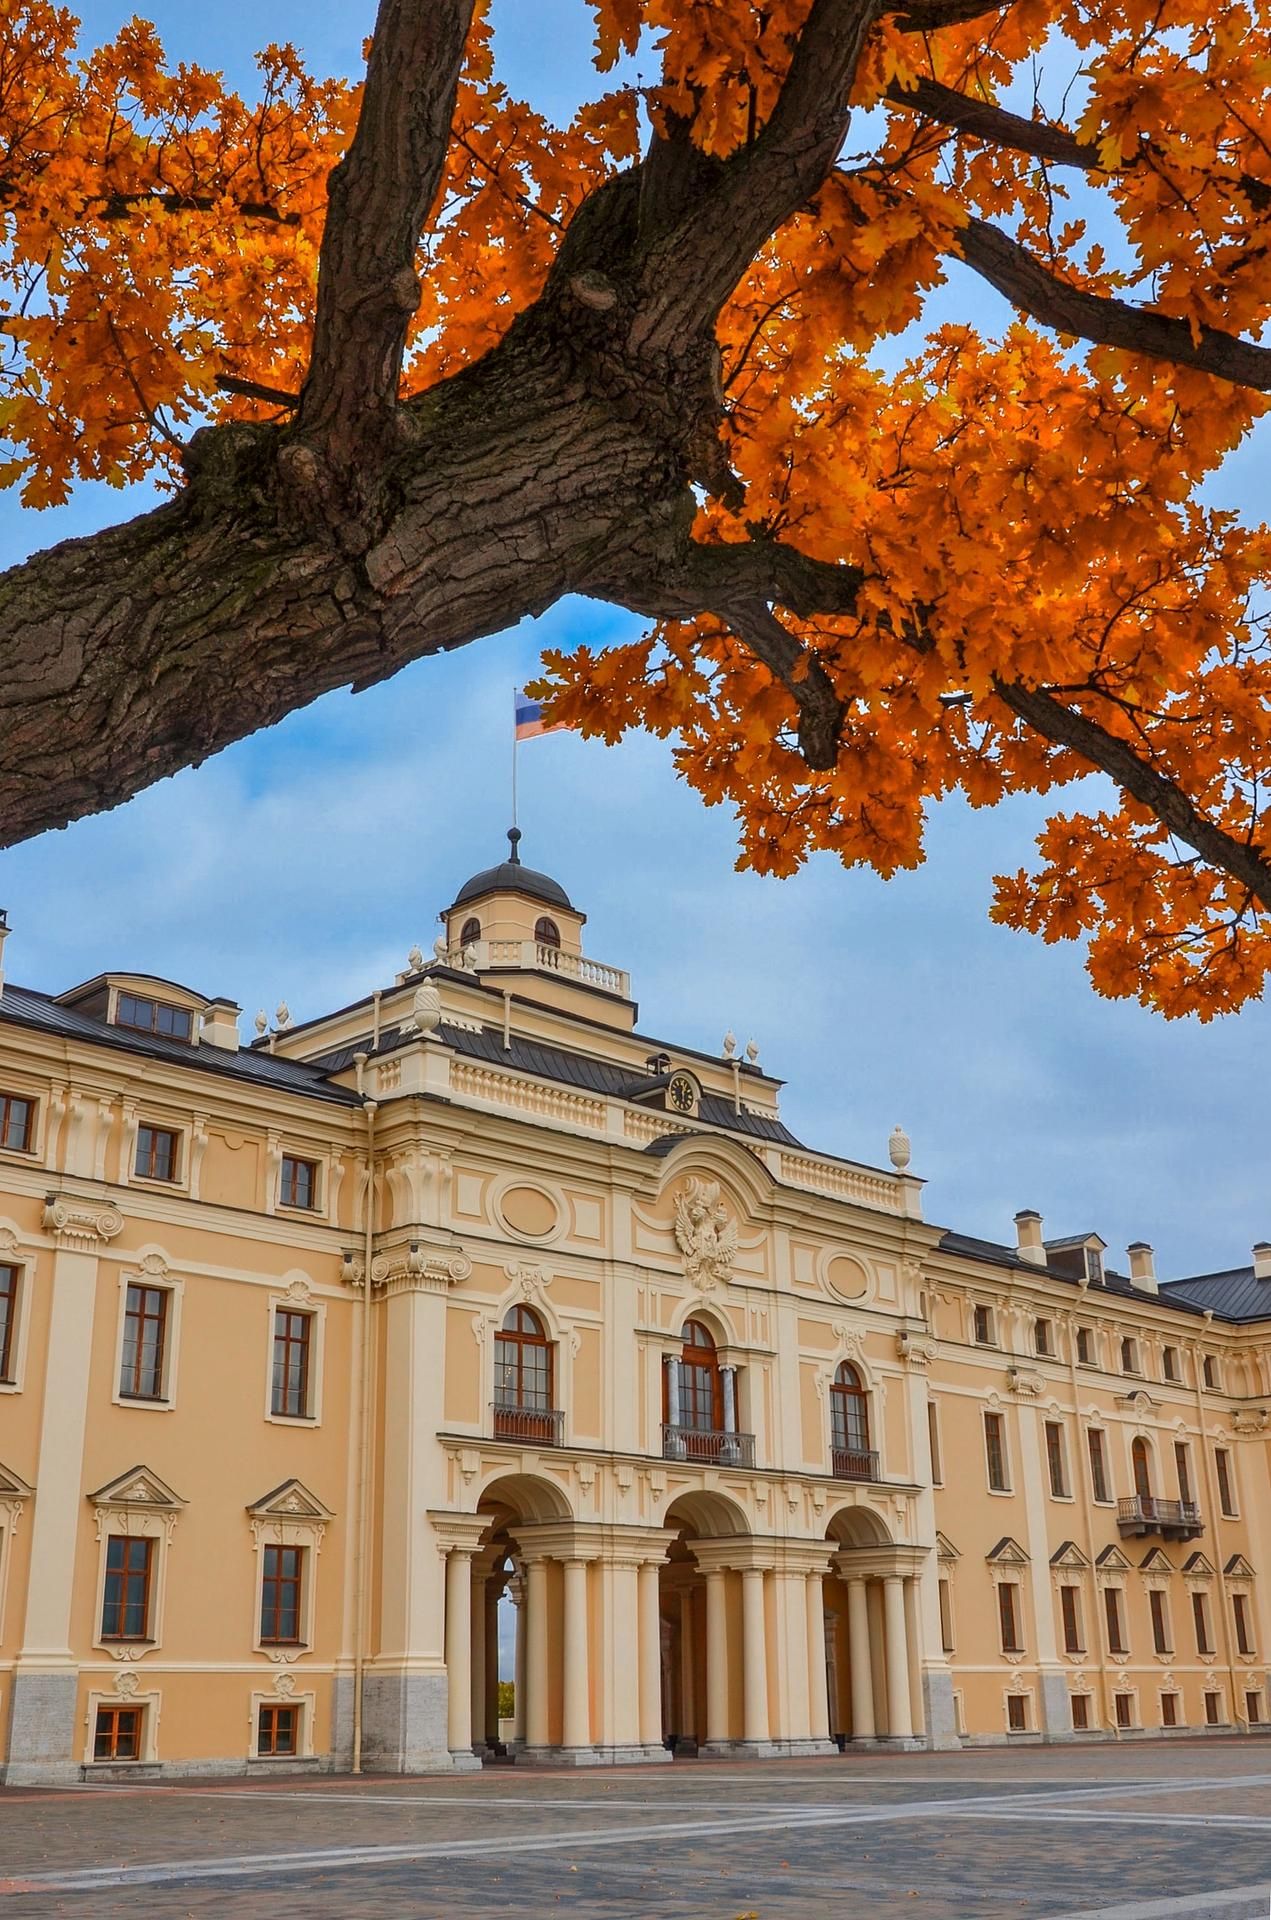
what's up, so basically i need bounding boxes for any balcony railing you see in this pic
[492,1402,564,1446]
[831,1445,880,1483]
[662,1424,755,1468]
[1117,1494,1204,1541]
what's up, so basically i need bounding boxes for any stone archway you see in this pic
[659,1491,750,1756]
[824,1505,926,1747]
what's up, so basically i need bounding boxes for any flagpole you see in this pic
[511,685,519,830]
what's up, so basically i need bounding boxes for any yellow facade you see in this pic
[0,848,1268,1782]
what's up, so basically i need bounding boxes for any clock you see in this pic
[668,1073,698,1115]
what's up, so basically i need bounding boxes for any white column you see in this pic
[705,1568,729,1744]
[847,1575,875,1740]
[638,1561,663,1747]
[721,1365,737,1433]
[679,1587,696,1741]
[511,1576,527,1742]
[883,1575,913,1740]
[484,1579,501,1744]
[665,1355,683,1450]
[741,1567,770,1745]
[611,1561,641,1747]
[525,1556,551,1749]
[806,1572,830,1742]
[562,1558,590,1750]
[903,1575,924,1739]
[445,1548,474,1754]
[470,1566,486,1751]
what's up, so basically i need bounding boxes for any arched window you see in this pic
[493,1305,557,1442]
[675,1318,722,1432]
[534,916,561,949]
[830,1361,871,1467]
[460,917,481,946]
[1131,1436,1153,1504]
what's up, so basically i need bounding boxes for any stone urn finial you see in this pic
[889,1123,911,1172]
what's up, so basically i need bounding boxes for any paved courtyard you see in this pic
[3,1741,1271,1919]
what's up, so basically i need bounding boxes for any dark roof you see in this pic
[311,1016,802,1149]
[936,1228,1218,1321]
[1160,1265,1271,1325]
[0,983,361,1108]
[450,829,573,913]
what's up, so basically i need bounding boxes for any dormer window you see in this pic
[459,917,481,946]
[1084,1246,1104,1285]
[115,992,192,1044]
[534,917,561,949]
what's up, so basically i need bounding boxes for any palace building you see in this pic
[1,836,1269,1782]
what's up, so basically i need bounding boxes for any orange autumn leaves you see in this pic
[1,1,1270,1017]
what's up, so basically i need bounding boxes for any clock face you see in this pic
[668,1074,696,1114]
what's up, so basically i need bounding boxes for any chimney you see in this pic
[1127,1242,1157,1293]
[0,907,9,1000]
[1014,1209,1047,1266]
[201,998,241,1052]
[1254,1243,1271,1282]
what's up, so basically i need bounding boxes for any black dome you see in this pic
[451,829,573,912]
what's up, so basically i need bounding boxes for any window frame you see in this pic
[264,1292,326,1427]
[1203,1354,1220,1391]
[494,1303,555,1413]
[1044,1420,1070,1500]
[983,1410,1010,1493]
[1149,1587,1172,1656]
[1113,1691,1134,1729]
[259,1542,307,1647]
[1060,1582,1084,1655]
[927,1400,943,1486]
[1233,1591,1255,1658]
[1086,1427,1112,1504]
[0,1088,36,1157]
[134,1121,182,1185]
[99,1534,155,1642]
[0,1259,20,1385]
[114,990,195,1042]
[1175,1440,1194,1506]
[249,1688,316,1761]
[84,1688,160,1766]
[938,1575,955,1653]
[1103,1584,1128,1656]
[829,1361,871,1458]
[1160,1690,1180,1728]
[1075,1325,1095,1367]
[1120,1337,1139,1375]
[1192,1588,1215,1656]
[533,916,561,950]
[1071,1691,1091,1731]
[1033,1318,1052,1357]
[278,1152,321,1214]
[1163,1345,1180,1383]
[1005,1692,1029,1732]
[1204,1688,1224,1726]
[1215,1447,1238,1518]
[1245,1689,1263,1725]
[998,1580,1023,1654]
[973,1303,994,1347]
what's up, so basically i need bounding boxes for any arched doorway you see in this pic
[823,1505,921,1746]
[468,1473,573,1760]
[657,1490,750,1755]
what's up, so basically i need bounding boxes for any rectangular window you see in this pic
[1060,1584,1084,1654]
[1246,1691,1262,1725]
[0,1262,18,1381]
[1045,1421,1069,1499]
[101,1535,153,1640]
[93,1704,142,1761]
[1203,1355,1219,1391]
[927,1401,942,1486]
[1150,1589,1171,1655]
[0,1091,34,1154]
[984,1412,1008,1492]
[998,1581,1022,1654]
[1163,1346,1179,1382]
[1120,1338,1139,1374]
[1216,1448,1237,1517]
[1087,1429,1111,1503]
[119,1284,167,1400]
[1192,1590,1214,1656]
[1175,1441,1194,1506]
[1006,1694,1028,1732]
[260,1544,304,1644]
[1076,1326,1095,1366]
[1161,1692,1178,1728]
[1071,1693,1090,1731]
[1034,1319,1052,1356]
[1104,1586,1127,1655]
[271,1309,313,1418]
[257,1702,299,1756]
[279,1154,319,1211]
[115,992,193,1042]
[1114,1692,1133,1729]
[1084,1246,1104,1285]
[1204,1690,1222,1726]
[1234,1592,1254,1657]
[973,1304,993,1346]
[938,1576,954,1652]
[135,1124,179,1183]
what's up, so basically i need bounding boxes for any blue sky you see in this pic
[0,2,1263,1282]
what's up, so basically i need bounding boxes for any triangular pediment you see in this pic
[247,1478,334,1523]
[1095,1544,1133,1571]
[1138,1548,1175,1573]
[89,1464,186,1510]
[1183,1551,1216,1577]
[986,1536,1030,1566]
[0,1460,33,1500]
[936,1531,961,1562]
[1050,1540,1090,1570]
[1225,1554,1256,1580]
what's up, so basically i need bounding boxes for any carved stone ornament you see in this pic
[1234,1408,1269,1436]
[673,1179,738,1290]
[274,1670,297,1696]
[376,1244,472,1294]
[114,1669,141,1696]
[896,1330,934,1368]
[398,978,442,1038]
[1007,1367,1046,1397]
[43,1192,124,1247]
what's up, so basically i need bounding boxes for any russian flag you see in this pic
[514,689,571,741]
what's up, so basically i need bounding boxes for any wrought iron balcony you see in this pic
[491,1401,564,1446]
[831,1445,880,1483]
[662,1424,756,1468]
[1117,1494,1204,1541]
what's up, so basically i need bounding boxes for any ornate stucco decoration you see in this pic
[673,1178,738,1290]
[246,1478,334,1551]
[89,1465,186,1539]
[1007,1367,1045,1397]
[377,1243,473,1295]
[896,1329,934,1367]
[43,1191,124,1249]
[1234,1407,1269,1436]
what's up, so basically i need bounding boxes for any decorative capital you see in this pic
[896,1329,934,1368]
[1006,1365,1045,1396]
[362,1243,472,1295]
[43,1191,123,1249]
[1233,1407,1269,1436]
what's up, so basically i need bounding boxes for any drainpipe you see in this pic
[371,990,382,1055]
[351,1055,378,1775]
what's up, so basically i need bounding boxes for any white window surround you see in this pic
[983,1407,1013,1496]
[83,1684,161,1765]
[270,1138,331,1222]
[248,1478,333,1657]
[263,1280,326,1427]
[248,1682,317,1760]
[0,1077,44,1165]
[0,1224,35,1395]
[0,1461,34,1643]
[110,1256,184,1412]
[1003,1684,1034,1732]
[88,1466,187,1659]
[121,1107,190,1194]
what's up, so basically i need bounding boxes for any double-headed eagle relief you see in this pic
[673,1179,738,1290]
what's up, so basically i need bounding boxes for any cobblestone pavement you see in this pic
[4,1741,1271,1919]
